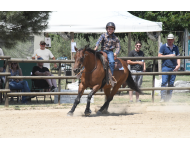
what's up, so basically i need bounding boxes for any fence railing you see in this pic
[0,56,190,107]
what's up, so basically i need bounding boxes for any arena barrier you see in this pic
[0,56,190,107]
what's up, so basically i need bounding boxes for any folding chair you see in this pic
[31,79,52,103]
[9,89,22,103]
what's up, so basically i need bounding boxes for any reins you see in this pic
[76,49,97,78]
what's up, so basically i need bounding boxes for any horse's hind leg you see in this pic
[67,84,85,116]
[97,87,112,114]
[97,80,124,114]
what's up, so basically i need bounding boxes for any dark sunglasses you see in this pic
[11,63,17,65]
[41,43,46,45]
[136,45,141,47]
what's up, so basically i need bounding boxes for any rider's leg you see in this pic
[104,50,115,75]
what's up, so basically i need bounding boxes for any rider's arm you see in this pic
[115,38,120,55]
[94,34,104,50]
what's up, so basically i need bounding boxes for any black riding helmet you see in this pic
[106,22,116,30]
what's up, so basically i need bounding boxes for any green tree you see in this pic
[0,11,51,48]
[49,34,71,59]
[129,11,190,32]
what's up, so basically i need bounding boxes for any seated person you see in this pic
[9,62,33,104]
[32,57,57,92]
[0,61,6,102]
[0,60,6,83]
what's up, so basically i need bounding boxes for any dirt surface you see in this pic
[1,102,190,138]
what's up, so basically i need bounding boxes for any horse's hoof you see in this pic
[84,109,91,117]
[67,111,73,116]
[96,111,102,115]
[102,110,110,114]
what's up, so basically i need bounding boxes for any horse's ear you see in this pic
[85,44,90,48]
[85,44,90,49]
[74,47,78,52]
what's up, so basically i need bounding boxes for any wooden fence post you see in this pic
[58,62,61,104]
[152,59,156,102]
[158,32,162,79]
[4,59,10,107]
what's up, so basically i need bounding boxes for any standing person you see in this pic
[0,48,4,56]
[158,33,180,102]
[127,41,146,103]
[94,22,120,85]
[32,57,58,92]
[32,41,57,70]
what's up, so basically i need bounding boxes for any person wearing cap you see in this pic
[32,57,58,92]
[94,22,120,86]
[158,33,180,102]
[32,41,57,70]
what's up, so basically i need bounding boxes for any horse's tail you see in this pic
[126,70,142,94]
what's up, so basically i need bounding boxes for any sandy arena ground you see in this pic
[1,100,190,138]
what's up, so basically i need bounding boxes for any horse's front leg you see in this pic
[84,84,100,117]
[67,83,86,116]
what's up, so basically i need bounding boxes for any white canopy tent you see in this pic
[45,11,163,77]
[45,11,162,33]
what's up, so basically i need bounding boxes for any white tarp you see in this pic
[45,11,162,33]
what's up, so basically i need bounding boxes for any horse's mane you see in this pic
[86,47,96,54]
[78,47,97,55]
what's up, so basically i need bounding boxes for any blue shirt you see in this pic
[159,43,180,68]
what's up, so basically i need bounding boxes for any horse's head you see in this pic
[73,46,88,74]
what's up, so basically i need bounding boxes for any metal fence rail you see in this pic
[0,56,190,107]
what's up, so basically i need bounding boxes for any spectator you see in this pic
[0,60,6,83]
[32,57,58,92]
[0,61,6,102]
[32,41,57,70]
[127,41,146,103]
[158,33,180,102]
[9,62,33,104]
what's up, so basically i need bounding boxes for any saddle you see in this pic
[97,51,117,87]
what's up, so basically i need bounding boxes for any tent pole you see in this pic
[128,32,131,55]
[158,32,162,79]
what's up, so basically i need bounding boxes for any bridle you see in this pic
[75,48,97,75]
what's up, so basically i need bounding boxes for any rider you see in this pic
[94,22,120,84]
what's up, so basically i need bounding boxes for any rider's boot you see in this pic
[108,71,117,87]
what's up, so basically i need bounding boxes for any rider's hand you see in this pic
[114,53,117,59]
[94,46,98,51]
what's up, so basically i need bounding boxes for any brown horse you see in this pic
[67,46,141,116]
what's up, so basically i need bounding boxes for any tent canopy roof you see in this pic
[45,11,162,33]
